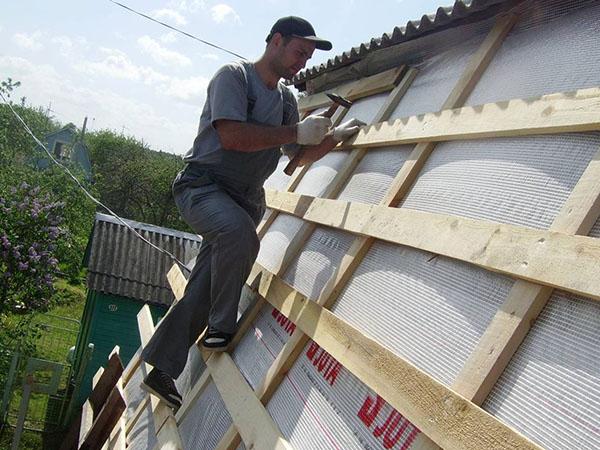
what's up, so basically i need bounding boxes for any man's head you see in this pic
[265,16,331,80]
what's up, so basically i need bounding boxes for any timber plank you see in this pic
[89,349,124,418]
[342,87,600,149]
[298,66,405,112]
[207,353,293,450]
[79,387,127,450]
[264,189,600,300]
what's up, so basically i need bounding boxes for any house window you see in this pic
[53,141,64,158]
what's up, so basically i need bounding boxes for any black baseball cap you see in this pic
[266,16,332,51]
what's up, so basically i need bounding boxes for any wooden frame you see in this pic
[211,13,519,450]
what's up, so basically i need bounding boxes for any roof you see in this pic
[291,0,517,87]
[84,213,202,306]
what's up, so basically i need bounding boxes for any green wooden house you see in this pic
[72,213,201,405]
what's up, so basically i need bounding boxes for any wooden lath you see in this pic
[165,267,293,449]
[341,87,600,149]
[297,65,406,112]
[75,347,126,450]
[263,188,600,300]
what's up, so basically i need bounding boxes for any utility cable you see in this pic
[0,92,190,272]
[108,0,247,61]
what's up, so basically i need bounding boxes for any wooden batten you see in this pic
[208,353,293,450]
[298,65,406,112]
[264,189,600,300]
[342,87,600,149]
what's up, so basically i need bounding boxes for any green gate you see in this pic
[0,314,91,450]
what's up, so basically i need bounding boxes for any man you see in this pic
[140,16,364,410]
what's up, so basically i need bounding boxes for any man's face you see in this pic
[272,35,316,80]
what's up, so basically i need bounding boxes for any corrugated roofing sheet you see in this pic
[291,0,515,86]
[84,213,202,306]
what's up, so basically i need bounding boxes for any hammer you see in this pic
[283,93,353,176]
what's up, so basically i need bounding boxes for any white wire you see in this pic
[0,91,190,272]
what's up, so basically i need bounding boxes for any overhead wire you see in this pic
[108,0,247,60]
[0,91,190,272]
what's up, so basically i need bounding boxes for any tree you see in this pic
[0,182,63,313]
[87,130,189,231]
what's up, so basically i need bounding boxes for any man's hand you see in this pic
[296,115,332,145]
[332,118,366,142]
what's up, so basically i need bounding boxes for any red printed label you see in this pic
[306,341,342,386]
[358,394,419,449]
[271,307,296,336]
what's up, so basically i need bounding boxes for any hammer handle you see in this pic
[283,103,339,176]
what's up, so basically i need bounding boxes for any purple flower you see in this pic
[13,250,21,259]
[1,235,10,249]
[18,262,28,271]
[20,182,29,190]
[48,257,58,268]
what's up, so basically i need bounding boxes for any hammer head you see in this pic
[326,92,353,109]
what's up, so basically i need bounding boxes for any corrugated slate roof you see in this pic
[291,0,515,86]
[84,213,202,306]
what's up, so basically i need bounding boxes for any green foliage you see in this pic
[0,182,62,313]
[87,130,189,230]
[0,165,96,284]
[0,80,60,168]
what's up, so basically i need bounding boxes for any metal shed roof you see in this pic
[291,0,516,87]
[84,213,202,306]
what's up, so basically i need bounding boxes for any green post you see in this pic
[0,352,20,423]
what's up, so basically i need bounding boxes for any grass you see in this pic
[0,279,86,450]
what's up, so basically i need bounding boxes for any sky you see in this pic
[1,0,446,155]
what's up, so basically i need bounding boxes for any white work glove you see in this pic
[296,115,332,146]
[332,118,366,142]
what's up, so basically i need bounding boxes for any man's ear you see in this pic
[270,32,283,47]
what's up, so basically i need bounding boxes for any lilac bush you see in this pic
[0,182,65,312]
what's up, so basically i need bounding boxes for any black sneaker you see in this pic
[140,368,182,410]
[202,327,233,352]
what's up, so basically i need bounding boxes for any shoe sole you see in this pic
[201,343,230,352]
[140,381,182,410]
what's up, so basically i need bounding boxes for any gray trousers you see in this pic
[142,170,263,379]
